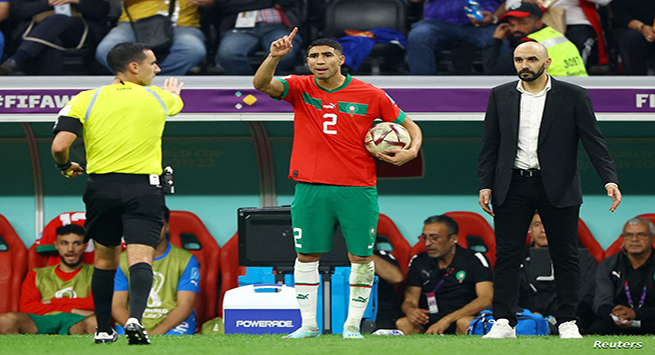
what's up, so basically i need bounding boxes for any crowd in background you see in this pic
[0,0,652,76]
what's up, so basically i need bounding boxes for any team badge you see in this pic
[456,270,466,283]
[349,105,356,117]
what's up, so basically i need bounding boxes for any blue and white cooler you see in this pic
[223,284,302,335]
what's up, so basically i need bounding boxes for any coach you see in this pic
[51,42,184,345]
[477,41,621,339]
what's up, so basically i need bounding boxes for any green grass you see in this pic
[1,334,654,355]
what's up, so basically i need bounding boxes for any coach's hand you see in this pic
[606,184,622,212]
[425,317,451,335]
[478,189,494,217]
[407,308,430,325]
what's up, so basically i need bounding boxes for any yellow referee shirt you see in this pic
[59,82,183,175]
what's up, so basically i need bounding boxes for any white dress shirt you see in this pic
[514,75,552,170]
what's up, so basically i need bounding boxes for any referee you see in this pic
[51,42,184,345]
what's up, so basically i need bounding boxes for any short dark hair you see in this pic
[307,38,343,54]
[56,224,86,238]
[423,215,459,236]
[106,42,150,74]
[163,206,170,223]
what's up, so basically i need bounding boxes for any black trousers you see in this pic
[588,315,655,335]
[614,28,655,75]
[13,14,86,75]
[492,171,581,326]
[565,24,597,66]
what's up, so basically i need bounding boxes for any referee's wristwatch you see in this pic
[56,160,72,171]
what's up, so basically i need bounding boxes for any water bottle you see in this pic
[372,329,404,336]
[464,0,484,21]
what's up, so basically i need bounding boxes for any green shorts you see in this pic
[27,313,87,335]
[291,182,379,257]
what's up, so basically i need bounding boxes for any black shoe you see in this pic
[0,59,18,76]
[125,318,151,345]
[94,329,118,344]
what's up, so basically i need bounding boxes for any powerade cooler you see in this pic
[223,284,302,334]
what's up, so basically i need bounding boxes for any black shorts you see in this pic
[426,312,457,334]
[83,173,164,249]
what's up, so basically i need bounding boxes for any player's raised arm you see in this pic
[253,27,298,97]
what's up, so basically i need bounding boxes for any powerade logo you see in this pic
[236,320,294,328]
[225,309,302,334]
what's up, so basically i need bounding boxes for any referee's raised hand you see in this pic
[163,77,184,97]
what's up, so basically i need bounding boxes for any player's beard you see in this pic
[518,63,547,82]
[60,255,83,269]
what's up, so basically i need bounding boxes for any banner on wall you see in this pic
[0,88,654,118]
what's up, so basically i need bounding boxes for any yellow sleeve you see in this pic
[58,89,95,124]
[149,86,184,116]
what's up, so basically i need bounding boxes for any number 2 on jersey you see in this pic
[323,113,337,135]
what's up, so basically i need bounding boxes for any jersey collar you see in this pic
[314,73,352,94]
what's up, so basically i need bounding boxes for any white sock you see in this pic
[344,261,375,330]
[294,259,319,329]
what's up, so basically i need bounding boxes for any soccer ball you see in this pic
[364,122,411,155]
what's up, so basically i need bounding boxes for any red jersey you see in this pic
[276,74,405,186]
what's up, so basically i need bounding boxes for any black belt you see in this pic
[89,173,155,184]
[513,169,541,178]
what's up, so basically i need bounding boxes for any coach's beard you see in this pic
[518,63,547,82]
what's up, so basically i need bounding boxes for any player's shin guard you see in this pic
[294,259,320,329]
[344,261,375,330]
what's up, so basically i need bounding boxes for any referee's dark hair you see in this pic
[56,224,86,237]
[106,42,150,74]
[423,215,459,237]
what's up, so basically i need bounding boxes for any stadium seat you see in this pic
[323,0,408,74]
[218,233,246,314]
[27,212,92,270]
[0,214,28,314]
[603,213,655,258]
[377,213,411,275]
[526,218,604,264]
[409,211,496,268]
[576,219,604,263]
[167,210,221,328]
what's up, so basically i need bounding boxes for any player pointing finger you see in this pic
[270,27,298,58]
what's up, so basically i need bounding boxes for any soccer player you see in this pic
[0,225,97,335]
[51,42,184,344]
[253,28,423,339]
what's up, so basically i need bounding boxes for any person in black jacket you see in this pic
[590,217,655,335]
[215,0,303,75]
[478,41,621,339]
[0,0,108,75]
